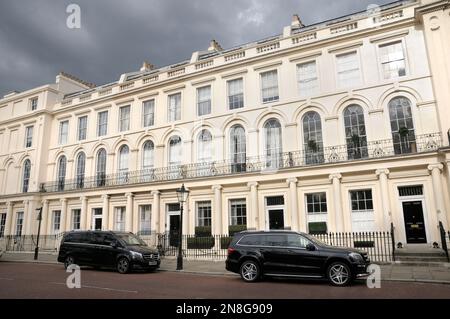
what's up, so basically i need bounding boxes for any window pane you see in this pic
[261,70,279,103]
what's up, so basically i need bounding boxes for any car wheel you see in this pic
[117,257,130,274]
[239,260,260,282]
[327,262,352,286]
[64,255,75,269]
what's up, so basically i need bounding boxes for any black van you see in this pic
[58,231,160,274]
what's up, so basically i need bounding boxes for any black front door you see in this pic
[169,215,180,247]
[269,209,284,230]
[403,201,427,244]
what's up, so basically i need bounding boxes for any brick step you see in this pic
[395,255,449,263]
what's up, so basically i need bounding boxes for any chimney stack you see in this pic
[140,61,154,72]
[208,39,223,52]
[291,14,304,28]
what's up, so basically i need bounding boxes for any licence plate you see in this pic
[148,261,157,266]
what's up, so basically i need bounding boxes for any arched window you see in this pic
[75,152,86,189]
[118,145,129,183]
[388,97,416,154]
[302,111,324,164]
[22,159,31,193]
[169,136,182,166]
[264,119,282,169]
[96,148,107,187]
[197,129,212,162]
[344,105,368,160]
[142,140,154,182]
[57,156,67,191]
[230,125,246,172]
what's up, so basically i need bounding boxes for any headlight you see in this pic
[130,251,143,260]
[349,252,363,262]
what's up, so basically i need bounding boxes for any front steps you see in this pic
[394,246,450,267]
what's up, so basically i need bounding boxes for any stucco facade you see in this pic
[0,0,449,248]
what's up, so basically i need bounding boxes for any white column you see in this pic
[428,164,448,228]
[102,194,109,230]
[132,201,139,234]
[41,200,49,235]
[65,202,72,231]
[376,169,391,230]
[287,178,299,231]
[46,205,53,235]
[60,199,67,233]
[4,201,13,236]
[212,185,223,235]
[125,193,134,232]
[247,182,258,230]
[23,200,31,235]
[329,173,344,232]
[80,196,88,230]
[151,190,161,234]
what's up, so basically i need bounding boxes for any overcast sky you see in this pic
[0,0,395,96]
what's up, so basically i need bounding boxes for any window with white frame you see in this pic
[197,86,211,116]
[16,211,24,236]
[139,205,151,235]
[72,209,81,230]
[77,116,87,141]
[22,159,31,193]
[379,41,406,79]
[142,140,154,170]
[229,199,246,226]
[196,201,212,227]
[96,148,107,186]
[230,125,246,173]
[168,136,182,166]
[75,152,86,188]
[227,78,244,109]
[305,192,328,234]
[264,119,282,169]
[57,156,67,191]
[58,120,69,145]
[260,70,279,103]
[25,126,33,148]
[97,111,108,136]
[168,93,181,122]
[142,100,155,127]
[30,97,38,111]
[197,129,212,162]
[119,105,130,132]
[0,213,6,237]
[350,189,375,232]
[118,145,129,183]
[297,61,319,97]
[336,51,361,88]
[115,207,126,231]
[52,210,61,234]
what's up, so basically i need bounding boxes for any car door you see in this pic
[91,232,116,267]
[259,234,291,274]
[284,234,324,276]
[75,232,94,265]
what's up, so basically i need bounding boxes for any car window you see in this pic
[116,233,147,246]
[286,234,310,248]
[238,235,261,246]
[264,235,288,247]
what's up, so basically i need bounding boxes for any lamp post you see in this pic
[176,184,189,270]
[34,207,43,260]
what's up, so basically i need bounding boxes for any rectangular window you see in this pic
[77,116,87,141]
[261,70,279,103]
[25,126,33,148]
[306,193,327,214]
[197,86,211,116]
[115,207,126,231]
[142,100,155,127]
[30,98,38,111]
[97,111,108,136]
[0,213,6,237]
[266,196,284,206]
[58,120,69,145]
[119,105,130,132]
[52,210,61,234]
[398,185,423,197]
[297,61,319,97]
[350,190,373,211]
[168,93,181,122]
[196,201,212,227]
[139,205,151,235]
[227,78,244,110]
[336,51,361,88]
[16,212,24,236]
[350,189,375,232]
[379,41,406,79]
[72,209,81,230]
[229,199,246,226]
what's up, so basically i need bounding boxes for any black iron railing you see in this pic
[1,233,65,252]
[438,221,449,262]
[39,133,442,193]
[391,222,396,262]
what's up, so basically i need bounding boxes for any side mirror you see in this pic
[306,243,316,251]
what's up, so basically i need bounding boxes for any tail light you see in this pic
[227,247,236,256]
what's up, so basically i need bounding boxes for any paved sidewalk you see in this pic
[1,252,450,283]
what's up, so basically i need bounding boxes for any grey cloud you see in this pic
[0,0,394,96]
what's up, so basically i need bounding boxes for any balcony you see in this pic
[39,133,442,193]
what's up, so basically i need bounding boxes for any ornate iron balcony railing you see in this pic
[39,132,442,193]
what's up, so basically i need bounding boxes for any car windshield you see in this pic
[116,233,147,246]
[304,234,329,246]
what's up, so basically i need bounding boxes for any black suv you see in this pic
[58,231,160,274]
[226,230,370,286]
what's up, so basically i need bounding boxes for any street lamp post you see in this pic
[34,207,43,260]
[176,184,189,270]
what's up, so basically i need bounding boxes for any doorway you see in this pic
[92,208,103,230]
[402,201,427,244]
[266,196,285,230]
[167,203,180,247]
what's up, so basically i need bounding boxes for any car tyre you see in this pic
[64,255,75,270]
[327,261,352,287]
[239,260,260,283]
[117,257,130,274]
